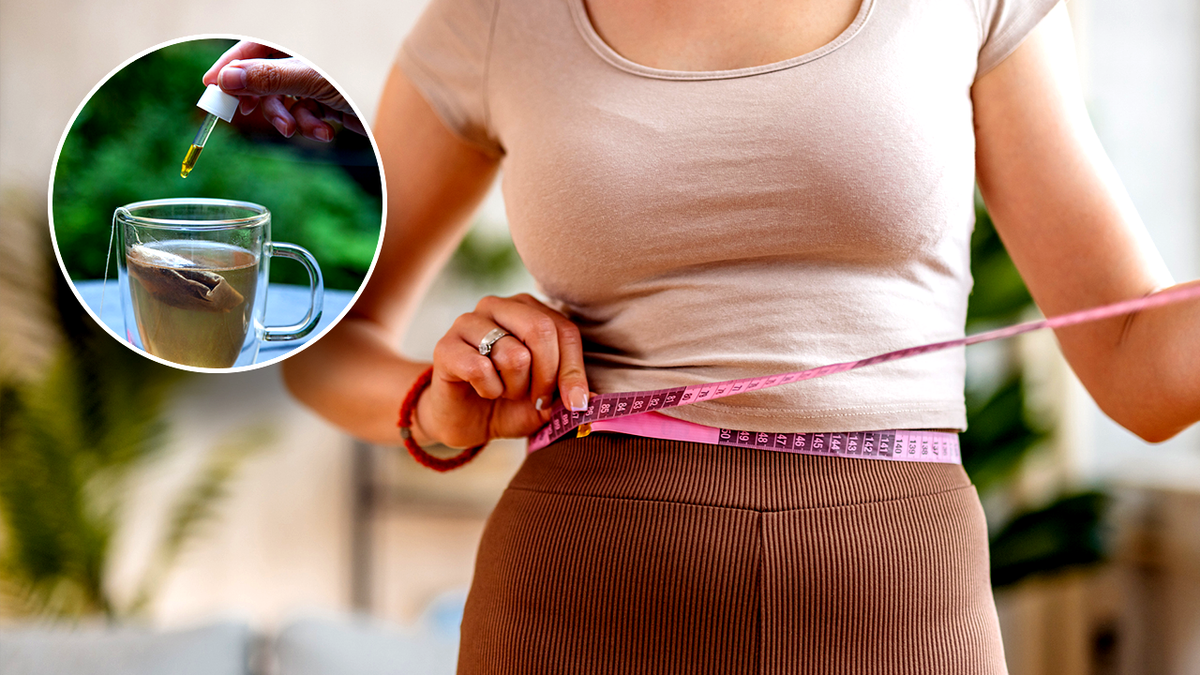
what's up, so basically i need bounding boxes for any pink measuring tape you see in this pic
[527,283,1200,460]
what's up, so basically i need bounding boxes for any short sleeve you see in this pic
[974,0,1062,79]
[396,0,504,156]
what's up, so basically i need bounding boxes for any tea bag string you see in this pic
[101,210,117,317]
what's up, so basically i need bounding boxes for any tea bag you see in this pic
[127,243,245,312]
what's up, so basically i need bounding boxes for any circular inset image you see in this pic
[49,36,385,372]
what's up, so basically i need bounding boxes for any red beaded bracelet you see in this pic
[398,366,486,472]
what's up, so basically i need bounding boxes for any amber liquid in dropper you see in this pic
[180,144,203,178]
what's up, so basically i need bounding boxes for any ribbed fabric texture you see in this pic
[458,433,1007,674]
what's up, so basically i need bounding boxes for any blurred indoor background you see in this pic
[1,1,1198,674]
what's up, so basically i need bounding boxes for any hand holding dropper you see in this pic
[181,41,364,178]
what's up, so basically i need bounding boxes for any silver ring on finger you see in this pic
[478,328,514,357]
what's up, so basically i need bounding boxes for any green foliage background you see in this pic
[0,200,272,619]
[52,39,382,291]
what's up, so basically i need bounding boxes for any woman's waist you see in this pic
[510,431,972,512]
[571,410,960,463]
[528,377,969,455]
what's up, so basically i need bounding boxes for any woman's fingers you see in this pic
[202,41,288,87]
[452,313,532,400]
[430,294,589,444]
[217,57,353,114]
[291,99,337,142]
[237,95,261,116]
[258,95,297,137]
[509,294,590,411]
[202,42,365,137]
[433,334,504,400]
[473,296,563,410]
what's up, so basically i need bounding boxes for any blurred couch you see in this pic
[1,616,459,675]
[0,592,466,675]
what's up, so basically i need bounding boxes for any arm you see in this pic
[281,64,592,448]
[973,3,1200,442]
[280,63,499,445]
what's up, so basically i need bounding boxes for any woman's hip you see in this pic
[457,434,1006,674]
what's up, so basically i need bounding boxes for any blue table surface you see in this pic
[75,280,356,365]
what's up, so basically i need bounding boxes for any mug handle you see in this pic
[263,242,324,342]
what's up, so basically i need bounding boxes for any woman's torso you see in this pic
[399,0,1056,433]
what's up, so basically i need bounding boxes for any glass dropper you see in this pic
[181,113,218,177]
[181,85,238,178]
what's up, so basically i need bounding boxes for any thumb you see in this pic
[219,58,350,113]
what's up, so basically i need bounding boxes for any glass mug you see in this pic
[115,198,323,369]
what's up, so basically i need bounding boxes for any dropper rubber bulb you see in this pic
[180,84,238,179]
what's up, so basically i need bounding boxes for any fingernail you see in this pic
[314,127,332,142]
[568,388,588,412]
[535,397,545,411]
[220,66,247,91]
[272,117,291,137]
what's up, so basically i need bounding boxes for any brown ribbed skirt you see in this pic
[458,433,1006,674]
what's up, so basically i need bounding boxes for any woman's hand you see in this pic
[201,40,365,140]
[413,294,591,448]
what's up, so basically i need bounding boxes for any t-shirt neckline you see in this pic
[568,0,876,81]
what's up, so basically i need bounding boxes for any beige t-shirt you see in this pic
[399,0,1061,433]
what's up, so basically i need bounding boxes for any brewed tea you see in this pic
[126,240,259,368]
